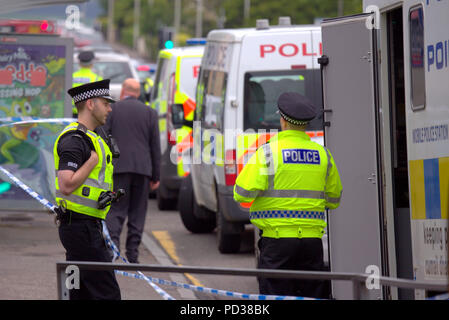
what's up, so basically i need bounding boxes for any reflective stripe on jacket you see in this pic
[72,68,103,87]
[53,122,114,220]
[233,130,342,238]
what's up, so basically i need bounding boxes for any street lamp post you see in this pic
[133,0,140,50]
[174,0,181,46]
[107,0,115,43]
[196,0,203,38]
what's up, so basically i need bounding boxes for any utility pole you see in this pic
[195,0,203,38]
[133,0,141,50]
[174,0,181,45]
[338,0,344,16]
[107,0,115,43]
[244,0,250,24]
[217,7,226,29]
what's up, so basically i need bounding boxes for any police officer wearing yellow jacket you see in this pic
[233,92,342,299]
[54,79,121,300]
[72,51,103,117]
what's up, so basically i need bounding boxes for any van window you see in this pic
[243,70,322,131]
[196,69,227,131]
[409,6,426,110]
[151,57,169,110]
[180,57,201,99]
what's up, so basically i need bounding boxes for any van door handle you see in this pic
[323,109,332,127]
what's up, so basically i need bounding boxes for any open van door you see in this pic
[321,13,387,299]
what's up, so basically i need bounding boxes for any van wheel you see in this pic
[216,207,241,254]
[179,175,215,233]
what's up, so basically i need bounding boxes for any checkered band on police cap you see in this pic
[68,79,115,104]
[277,92,317,125]
[72,88,110,103]
[278,109,311,126]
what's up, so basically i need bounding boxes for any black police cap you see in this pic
[277,92,317,125]
[78,51,95,63]
[68,79,115,104]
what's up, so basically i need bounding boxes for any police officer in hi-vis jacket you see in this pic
[72,51,103,117]
[54,80,121,300]
[234,92,342,299]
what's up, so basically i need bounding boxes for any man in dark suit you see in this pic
[103,78,160,263]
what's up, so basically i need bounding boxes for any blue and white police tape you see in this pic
[0,116,41,122]
[0,162,318,301]
[114,270,313,300]
[0,164,174,300]
[0,117,75,129]
[101,221,175,300]
[427,293,449,300]
[0,165,57,213]
[101,219,315,300]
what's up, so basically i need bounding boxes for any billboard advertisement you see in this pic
[0,34,72,210]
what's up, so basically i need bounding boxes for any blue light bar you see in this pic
[186,38,207,45]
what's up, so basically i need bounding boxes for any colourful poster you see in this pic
[0,38,72,210]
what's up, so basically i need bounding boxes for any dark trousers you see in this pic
[58,219,121,300]
[106,173,150,263]
[257,237,328,299]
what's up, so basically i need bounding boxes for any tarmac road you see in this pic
[0,198,259,300]
[0,208,186,300]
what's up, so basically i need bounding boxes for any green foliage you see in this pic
[223,0,363,27]
[99,0,363,60]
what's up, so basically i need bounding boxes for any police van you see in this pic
[180,18,324,253]
[150,45,204,210]
[321,0,449,299]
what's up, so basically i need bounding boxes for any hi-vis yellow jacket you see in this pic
[233,130,342,239]
[72,68,103,115]
[54,122,114,220]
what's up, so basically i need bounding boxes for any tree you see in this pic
[99,0,363,61]
[223,0,363,28]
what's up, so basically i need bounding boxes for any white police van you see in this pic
[179,18,324,254]
[321,0,449,299]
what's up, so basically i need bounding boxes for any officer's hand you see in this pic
[150,181,160,191]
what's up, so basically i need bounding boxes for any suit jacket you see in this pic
[102,96,160,181]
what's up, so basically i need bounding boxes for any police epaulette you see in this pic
[60,124,95,150]
[76,123,88,134]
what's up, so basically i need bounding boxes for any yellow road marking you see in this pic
[152,230,203,287]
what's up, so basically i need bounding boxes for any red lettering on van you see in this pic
[302,43,317,56]
[259,42,323,58]
[260,44,275,58]
[279,43,299,57]
[193,65,200,78]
